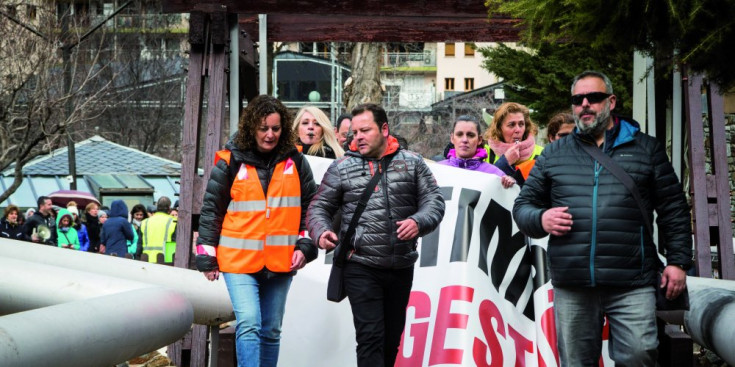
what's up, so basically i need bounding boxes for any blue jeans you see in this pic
[223,272,293,367]
[554,286,658,367]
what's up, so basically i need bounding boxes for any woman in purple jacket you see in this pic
[438,115,516,188]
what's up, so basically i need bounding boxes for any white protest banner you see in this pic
[280,156,612,366]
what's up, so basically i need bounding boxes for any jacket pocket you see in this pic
[351,226,364,253]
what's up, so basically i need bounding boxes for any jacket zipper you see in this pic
[640,226,645,273]
[590,162,601,286]
[380,158,395,267]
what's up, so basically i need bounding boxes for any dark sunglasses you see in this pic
[571,92,611,105]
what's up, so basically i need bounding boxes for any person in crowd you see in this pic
[25,208,35,220]
[307,103,445,367]
[196,95,319,367]
[513,70,692,366]
[546,111,576,143]
[22,196,57,245]
[141,196,177,263]
[66,204,90,252]
[1,205,24,240]
[335,113,352,146]
[483,102,544,185]
[56,208,81,250]
[438,115,516,188]
[84,202,102,253]
[292,106,345,159]
[100,200,134,257]
[98,210,108,224]
[130,204,148,260]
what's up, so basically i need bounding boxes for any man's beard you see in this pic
[575,101,611,138]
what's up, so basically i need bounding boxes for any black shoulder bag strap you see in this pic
[576,138,653,239]
[333,155,393,267]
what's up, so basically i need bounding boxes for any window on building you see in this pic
[464,43,475,57]
[445,43,455,57]
[464,78,474,91]
[6,5,17,17]
[445,78,455,91]
[26,5,37,19]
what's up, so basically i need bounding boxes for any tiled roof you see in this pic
[5,136,183,176]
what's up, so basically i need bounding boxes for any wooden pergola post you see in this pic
[684,70,735,280]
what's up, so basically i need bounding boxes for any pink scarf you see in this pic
[488,135,536,164]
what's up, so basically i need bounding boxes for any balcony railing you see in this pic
[382,52,435,67]
[383,89,435,110]
[112,14,186,30]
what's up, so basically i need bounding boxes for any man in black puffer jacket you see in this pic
[307,103,445,367]
[513,71,692,366]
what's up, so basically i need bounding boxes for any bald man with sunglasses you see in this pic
[513,70,692,366]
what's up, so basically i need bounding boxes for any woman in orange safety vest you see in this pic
[195,95,318,367]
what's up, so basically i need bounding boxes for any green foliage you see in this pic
[485,0,735,89]
[478,43,633,126]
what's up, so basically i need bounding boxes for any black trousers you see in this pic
[343,261,414,367]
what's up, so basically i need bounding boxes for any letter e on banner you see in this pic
[429,285,475,365]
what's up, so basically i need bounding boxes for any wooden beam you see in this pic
[684,72,713,278]
[170,38,206,364]
[163,0,492,17]
[238,14,521,42]
[202,44,227,205]
[707,83,735,280]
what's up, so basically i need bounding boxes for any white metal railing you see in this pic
[382,52,435,67]
[383,88,435,110]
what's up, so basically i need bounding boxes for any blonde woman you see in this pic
[292,106,345,158]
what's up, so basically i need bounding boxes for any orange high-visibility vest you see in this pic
[214,150,301,273]
[516,159,536,180]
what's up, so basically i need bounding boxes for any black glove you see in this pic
[195,254,219,272]
[296,237,318,264]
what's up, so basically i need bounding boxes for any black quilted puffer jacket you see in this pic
[307,136,445,269]
[513,117,692,288]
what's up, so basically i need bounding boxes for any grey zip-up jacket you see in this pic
[307,137,445,269]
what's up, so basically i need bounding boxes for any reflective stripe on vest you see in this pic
[217,157,301,273]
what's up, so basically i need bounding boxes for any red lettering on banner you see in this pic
[508,326,533,367]
[429,286,474,365]
[598,317,610,367]
[472,299,505,367]
[539,289,558,367]
[396,291,432,367]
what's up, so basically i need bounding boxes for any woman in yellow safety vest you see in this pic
[483,102,544,186]
[196,95,318,367]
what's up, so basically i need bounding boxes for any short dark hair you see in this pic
[3,204,19,220]
[37,196,50,209]
[335,113,352,128]
[351,103,388,128]
[453,115,483,136]
[546,112,575,141]
[157,196,172,212]
[131,204,148,218]
[571,70,613,94]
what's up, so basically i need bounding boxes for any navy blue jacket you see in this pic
[513,117,692,288]
[101,200,134,257]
